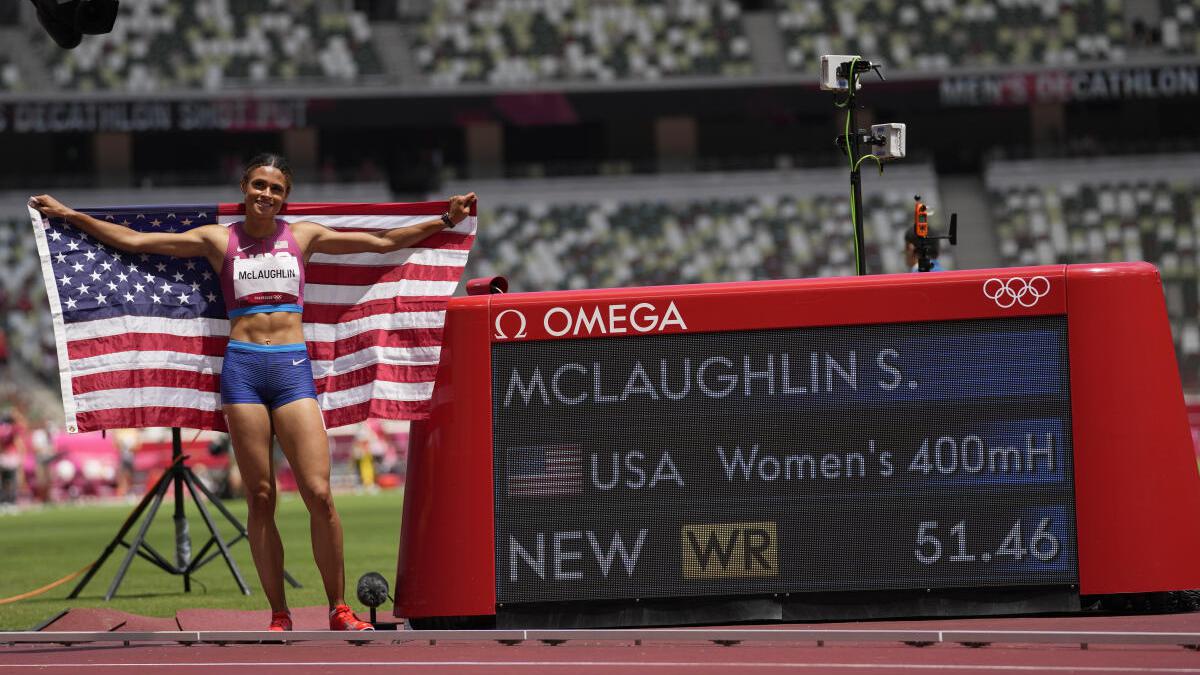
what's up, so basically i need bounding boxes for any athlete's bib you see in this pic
[232,253,301,305]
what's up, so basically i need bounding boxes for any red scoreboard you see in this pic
[394,263,1200,628]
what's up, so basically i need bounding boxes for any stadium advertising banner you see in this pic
[940,64,1200,107]
[0,99,309,133]
[491,314,1078,605]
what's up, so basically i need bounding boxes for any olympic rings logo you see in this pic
[982,276,1051,309]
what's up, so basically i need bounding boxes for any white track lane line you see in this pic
[2,663,1200,672]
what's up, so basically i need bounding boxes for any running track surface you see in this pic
[8,612,1200,674]
[5,640,1200,674]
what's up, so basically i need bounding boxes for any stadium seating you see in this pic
[0,57,21,91]
[9,0,1193,90]
[463,170,950,291]
[776,0,1136,72]
[413,0,754,85]
[985,154,1200,390]
[1160,0,1200,54]
[44,0,384,92]
[0,217,57,383]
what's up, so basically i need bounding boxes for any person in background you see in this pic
[113,428,139,497]
[0,412,25,505]
[905,228,943,272]
[28,420,52,503]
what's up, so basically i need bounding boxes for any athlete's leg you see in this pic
[224,403,288,613]
[270,397,345,608]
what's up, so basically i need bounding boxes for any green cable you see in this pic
[844,57,861,274]
[854,154,883,174]
[843,57,857,171]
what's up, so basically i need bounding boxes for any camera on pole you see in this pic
[823,55,907,275]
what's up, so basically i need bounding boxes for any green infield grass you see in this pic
[0,489,404,631]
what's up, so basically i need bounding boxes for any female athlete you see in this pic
[30,154,476,631]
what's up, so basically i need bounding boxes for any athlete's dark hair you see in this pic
[242,153,293,194]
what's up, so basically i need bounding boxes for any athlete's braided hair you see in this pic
[242,153,293,194]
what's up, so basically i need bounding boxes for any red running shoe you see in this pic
[329,604,374,631]
[268,611,293,632]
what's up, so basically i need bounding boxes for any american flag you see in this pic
[29,201,475,433]
[506,445,583,496]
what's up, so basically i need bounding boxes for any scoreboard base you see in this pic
[495,586,1080,629]
[781,585,1079,623]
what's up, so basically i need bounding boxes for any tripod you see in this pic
[68,428,301,600]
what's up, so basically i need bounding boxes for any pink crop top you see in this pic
[219,219,305,319]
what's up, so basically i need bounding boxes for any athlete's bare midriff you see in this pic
[229,311,306,345]
[213,221,308,346]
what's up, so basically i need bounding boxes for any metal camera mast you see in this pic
[827,56,955,275]
[831,57,886,276]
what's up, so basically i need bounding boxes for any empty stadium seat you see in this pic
[42,0,384,92]
[0,217,57,383]
[0,56,21,91]
[777,0,1143,73]
[986,155,1200,389]
[414,0,754,85]
[464,182,952,292]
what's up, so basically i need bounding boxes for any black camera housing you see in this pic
[29,0,119,49]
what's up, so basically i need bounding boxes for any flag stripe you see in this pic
[316,363,442,393]
[77,407,226,433]
[301,297,451,324]
[306,262,465,285]
[307,238,475,263]
[67,330,445,367]
[309,247,471,268]
[306,310,446,342]
[73,379,436,414]
[317,380,433,409]
[310,345,443,377]
[306,279,460,305]
[306,328,443,362]
[68,350,223,377]
[320,399,433,429]
[72,368,219,395]
[75,386,222,413]
[70,362,443,397]
[64,316,230,340]
[67,333,230,360]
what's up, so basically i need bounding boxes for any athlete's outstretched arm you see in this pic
[302,192,477,255]
[29,194,225,259]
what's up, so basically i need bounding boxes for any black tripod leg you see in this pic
[68,464,175,599]
[104,478,170,601]
[182,471,251,595]
[187,470,302,589]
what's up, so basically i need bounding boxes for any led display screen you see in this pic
[492,317,1077,604]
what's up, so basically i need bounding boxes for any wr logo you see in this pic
[681,521,778,579]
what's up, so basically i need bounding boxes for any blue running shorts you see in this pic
[220,340,318,409]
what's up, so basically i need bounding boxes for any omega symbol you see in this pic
[494,309,528,340]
